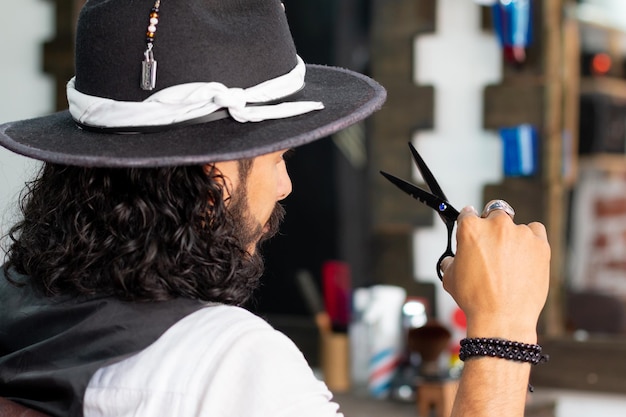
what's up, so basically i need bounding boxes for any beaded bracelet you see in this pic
[459,337,549,365]
[459,337,549,392]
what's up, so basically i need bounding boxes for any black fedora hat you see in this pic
[0,0,386,167]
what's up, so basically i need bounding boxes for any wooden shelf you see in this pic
[580,77,626,100]
[566,3,626,35]
[532,336,626,394]
[579,153,626,172]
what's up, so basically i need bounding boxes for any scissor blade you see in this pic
[380,171,442,211]
[380,171,460,221]
[408,142,448,201]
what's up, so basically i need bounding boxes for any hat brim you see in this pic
[0,65,386,167]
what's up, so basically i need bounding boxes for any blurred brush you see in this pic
[296,269,331,334]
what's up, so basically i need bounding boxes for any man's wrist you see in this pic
[466,318,538,344]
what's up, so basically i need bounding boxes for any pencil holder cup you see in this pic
[320,331,350,392]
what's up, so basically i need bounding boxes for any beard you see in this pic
[218,180,286,306]
[228,191,286,254]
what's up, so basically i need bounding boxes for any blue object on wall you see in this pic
[492,0,533,64]
[499,124,538,177]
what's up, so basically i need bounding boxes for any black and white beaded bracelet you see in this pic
[458,337,549,392]
[459,337,549,365]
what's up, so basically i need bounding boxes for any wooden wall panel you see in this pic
[369,0,437,292]
[43,0,84,111]
[481,0,567,336]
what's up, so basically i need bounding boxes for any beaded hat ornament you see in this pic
[0,0,386,167]
[141,0,161,90]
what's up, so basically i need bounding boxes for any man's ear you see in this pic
[205,163,236,201]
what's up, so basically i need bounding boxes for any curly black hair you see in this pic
[2,160,280,306]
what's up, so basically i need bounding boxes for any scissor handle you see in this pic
[436,222,456,280]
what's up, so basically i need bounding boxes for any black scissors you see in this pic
[380,142,460,280]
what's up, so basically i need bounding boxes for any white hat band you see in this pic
[67,55,324,130]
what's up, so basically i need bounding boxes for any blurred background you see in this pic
[2,0,626,416]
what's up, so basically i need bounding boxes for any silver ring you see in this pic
[482,199,515,219]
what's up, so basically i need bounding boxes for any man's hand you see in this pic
[440,203,551,417]
[440,205,551,343]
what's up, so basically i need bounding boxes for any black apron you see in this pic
[0,269,207,417]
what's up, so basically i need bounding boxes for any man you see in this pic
[0,0,550,416]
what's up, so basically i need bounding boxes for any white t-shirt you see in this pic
[84,304,343,417]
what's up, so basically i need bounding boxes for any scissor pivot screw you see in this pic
[438,203,447,212]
